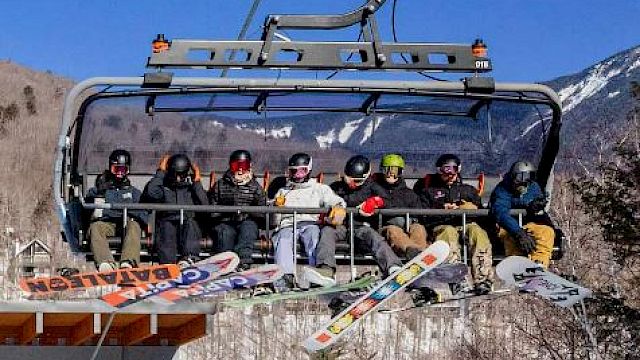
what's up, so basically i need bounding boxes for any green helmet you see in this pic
[380,154,405,169]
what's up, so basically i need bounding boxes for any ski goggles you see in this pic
[513,171,535,184]
[288,166,310,181]
[438,164,459,175]
[230,159,251,173]
[345,175,368,188]
[381,166,402,178]
[110,164,129,178]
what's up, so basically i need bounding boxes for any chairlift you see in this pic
[54,0,564,273]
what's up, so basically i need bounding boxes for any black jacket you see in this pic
[85,171,149,225]
[330,178,386,226]
[413,174,482,227]
[373,174,422,226]
[208,170,267,222]
[142,170,208,221]
[414,175,482,209]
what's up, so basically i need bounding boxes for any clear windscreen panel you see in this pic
[76,91,553,179]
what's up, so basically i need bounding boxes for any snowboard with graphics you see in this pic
[20,264,181,295]
[101,252,239,308]
[151,264,283,304]
[496,256,591,307]
[222,274,376,309]
[302,240,450,352]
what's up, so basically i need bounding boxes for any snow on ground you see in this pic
[558,58,622,113]
[608,91,621,98]
[316,129,336,149]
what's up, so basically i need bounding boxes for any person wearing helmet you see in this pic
[85,149,148,271]
[374,154,428,258]
[208,150,266,271]
[271,153,346,289]
[413,154,493,295]
[326,155,404,277]
[143,153,208,268]
[489,160,555,268]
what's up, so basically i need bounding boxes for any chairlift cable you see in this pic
[391,0,446,82]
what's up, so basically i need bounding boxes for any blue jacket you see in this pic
[85,172,149,225]
[489,176,544,236]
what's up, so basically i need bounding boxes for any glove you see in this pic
[358,196,384,216]
[515,230,537,255]
[191,163,201,183]
[95,173,111,194]
[527,196,547,215]
[327,206,347,226]
[274,194,286,207]
[158,154,170,172]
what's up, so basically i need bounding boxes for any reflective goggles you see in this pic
[513,171,535,184]
[438,165,459,175]
[230,159,251,173]
[110,164,129,178]
[288,166,310,180]
[381,166,402,178]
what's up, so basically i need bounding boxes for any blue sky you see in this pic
[1,0,638,82]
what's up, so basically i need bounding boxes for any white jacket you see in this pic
[274,179,346,229]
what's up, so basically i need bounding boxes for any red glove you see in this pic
[359,196,384,216]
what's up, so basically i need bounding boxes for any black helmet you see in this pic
[509,160,536,193]
[109,149,131,167]
[345,155,370,177]
[288,153,312,183]
[167,154,192,179]
[230,149,252,163]
[344,155,371,188]
[229,149,252,173]
[436,154,461,168]
[108,149,131,179]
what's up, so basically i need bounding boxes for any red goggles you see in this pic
[288,166,310,180]
[110,164,129,177]
[230,159,251,173]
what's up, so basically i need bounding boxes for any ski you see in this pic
[496,256,592,307]
[222,275,376,309]
[151,264,283,304]
[302,240,449,352]
[379,289,512,314]
[101,251,239,308]
[20,264,181,295]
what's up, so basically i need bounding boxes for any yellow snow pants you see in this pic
[499,223,555,268]
[433,223,493,285]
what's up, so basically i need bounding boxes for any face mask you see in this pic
[233,171,252,185]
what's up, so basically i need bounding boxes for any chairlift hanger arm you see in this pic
[147,0,491,72]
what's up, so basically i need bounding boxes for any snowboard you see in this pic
[379,289,512,314]
[151,264,284,304]
[410,262,468,288]
[496,256,592,307]
[302,240,450,352]
[20,264,181,295]
[222,274,376,309]
[101,252,239,308]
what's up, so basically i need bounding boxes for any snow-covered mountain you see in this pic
[192,45,640,174]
